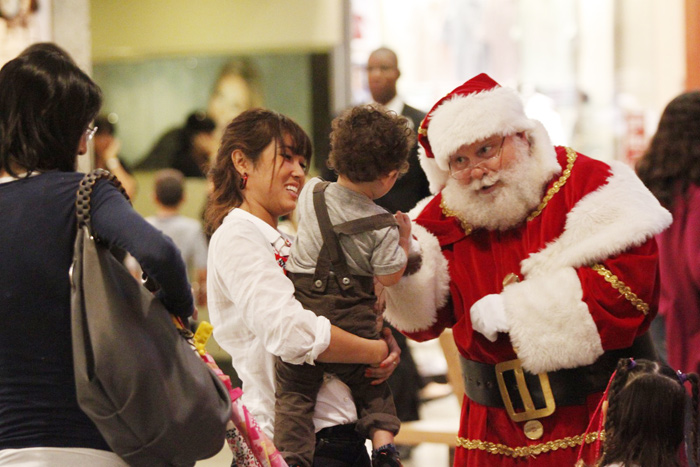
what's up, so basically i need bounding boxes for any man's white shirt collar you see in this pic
[373,95,405,116]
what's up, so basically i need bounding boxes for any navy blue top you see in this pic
[0,171,193,451]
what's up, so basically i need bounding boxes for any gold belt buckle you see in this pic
[495,358,556,422]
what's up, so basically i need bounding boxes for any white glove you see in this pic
[470,293,509,342]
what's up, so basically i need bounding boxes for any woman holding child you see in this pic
[205,108,400,467]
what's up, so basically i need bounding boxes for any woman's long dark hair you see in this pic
[599,358,699,467]
[0,42,102,176]
[204,108,312,235]
[636,91,700,208]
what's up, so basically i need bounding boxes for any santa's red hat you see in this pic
[418,73,537,193]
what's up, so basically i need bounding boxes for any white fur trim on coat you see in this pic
[427,86,535,170]
[521,161,673,275]
[383,222,449,332]
[407,193,435,220]
[504,160,672,372]
[502,267,603,374]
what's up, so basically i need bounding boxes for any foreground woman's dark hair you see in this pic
[0,42,102,176]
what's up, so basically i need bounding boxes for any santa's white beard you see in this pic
[441,139,551,231]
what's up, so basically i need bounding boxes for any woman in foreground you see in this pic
[0,43,193,466]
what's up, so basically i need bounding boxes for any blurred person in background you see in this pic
[137,110,217,178]
[147,169,208,307]
[636,90,700,374]
[323,47,430,213]
[92,114,137,199]
[0,42,193,467]
[207,58,263,142]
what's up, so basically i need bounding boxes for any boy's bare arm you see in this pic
[375,211,411,286]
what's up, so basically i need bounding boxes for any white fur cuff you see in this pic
[502,267,603,374]
[384,222,450,333]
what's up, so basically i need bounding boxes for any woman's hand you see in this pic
[365,327,401,385]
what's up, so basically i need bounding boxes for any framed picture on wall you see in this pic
[0,0,51,67]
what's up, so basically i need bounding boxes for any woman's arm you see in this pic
[316,325,388,364]
[90,181,194,319]
[211,219,387,366]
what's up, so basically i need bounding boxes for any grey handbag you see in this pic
[70,169,231,466]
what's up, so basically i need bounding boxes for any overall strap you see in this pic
[310,182,399,293]
[333,213,397,236]
[311,182,354,292]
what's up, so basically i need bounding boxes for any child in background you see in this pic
[597,358,700,467]
[275,105,417,467]
[147,169,208,306]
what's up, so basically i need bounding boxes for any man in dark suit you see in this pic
[365,47,431,213]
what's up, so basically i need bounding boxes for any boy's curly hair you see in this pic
[327,105,415,183]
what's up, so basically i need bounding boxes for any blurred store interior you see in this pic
[2,1,698,464]
[1,0,694,211]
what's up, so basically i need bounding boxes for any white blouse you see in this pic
[207,209,356,438]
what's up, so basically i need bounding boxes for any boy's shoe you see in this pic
[372,444,402,467]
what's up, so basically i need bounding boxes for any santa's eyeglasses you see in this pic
[448,136,505,180]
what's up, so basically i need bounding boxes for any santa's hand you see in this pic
[470,294,509,342]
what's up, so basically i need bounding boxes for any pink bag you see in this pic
[188,321,288,467]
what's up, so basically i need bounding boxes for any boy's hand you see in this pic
[394,211,411,241]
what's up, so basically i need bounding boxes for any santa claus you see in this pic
[383,74,672,466]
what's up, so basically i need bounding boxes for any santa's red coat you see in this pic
[385,146,672,466]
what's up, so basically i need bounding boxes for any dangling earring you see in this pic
[240,173,248,190]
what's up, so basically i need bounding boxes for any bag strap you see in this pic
[76,168,130,237]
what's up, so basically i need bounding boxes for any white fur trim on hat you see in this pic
[418,145,450,194]
[427,86,535,171]
[419,118,558,194]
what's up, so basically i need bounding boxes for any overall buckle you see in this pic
[495,358,556,422]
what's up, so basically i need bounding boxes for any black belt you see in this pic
[461,333,657,417]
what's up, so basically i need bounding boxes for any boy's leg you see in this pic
[330,364,402,467]
[274,358,324,467]
[329,363,401,438]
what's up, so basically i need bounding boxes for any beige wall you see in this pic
[616,0,685,114]
[91,0,343,61]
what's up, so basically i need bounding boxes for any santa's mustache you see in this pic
[466,172,500,191]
